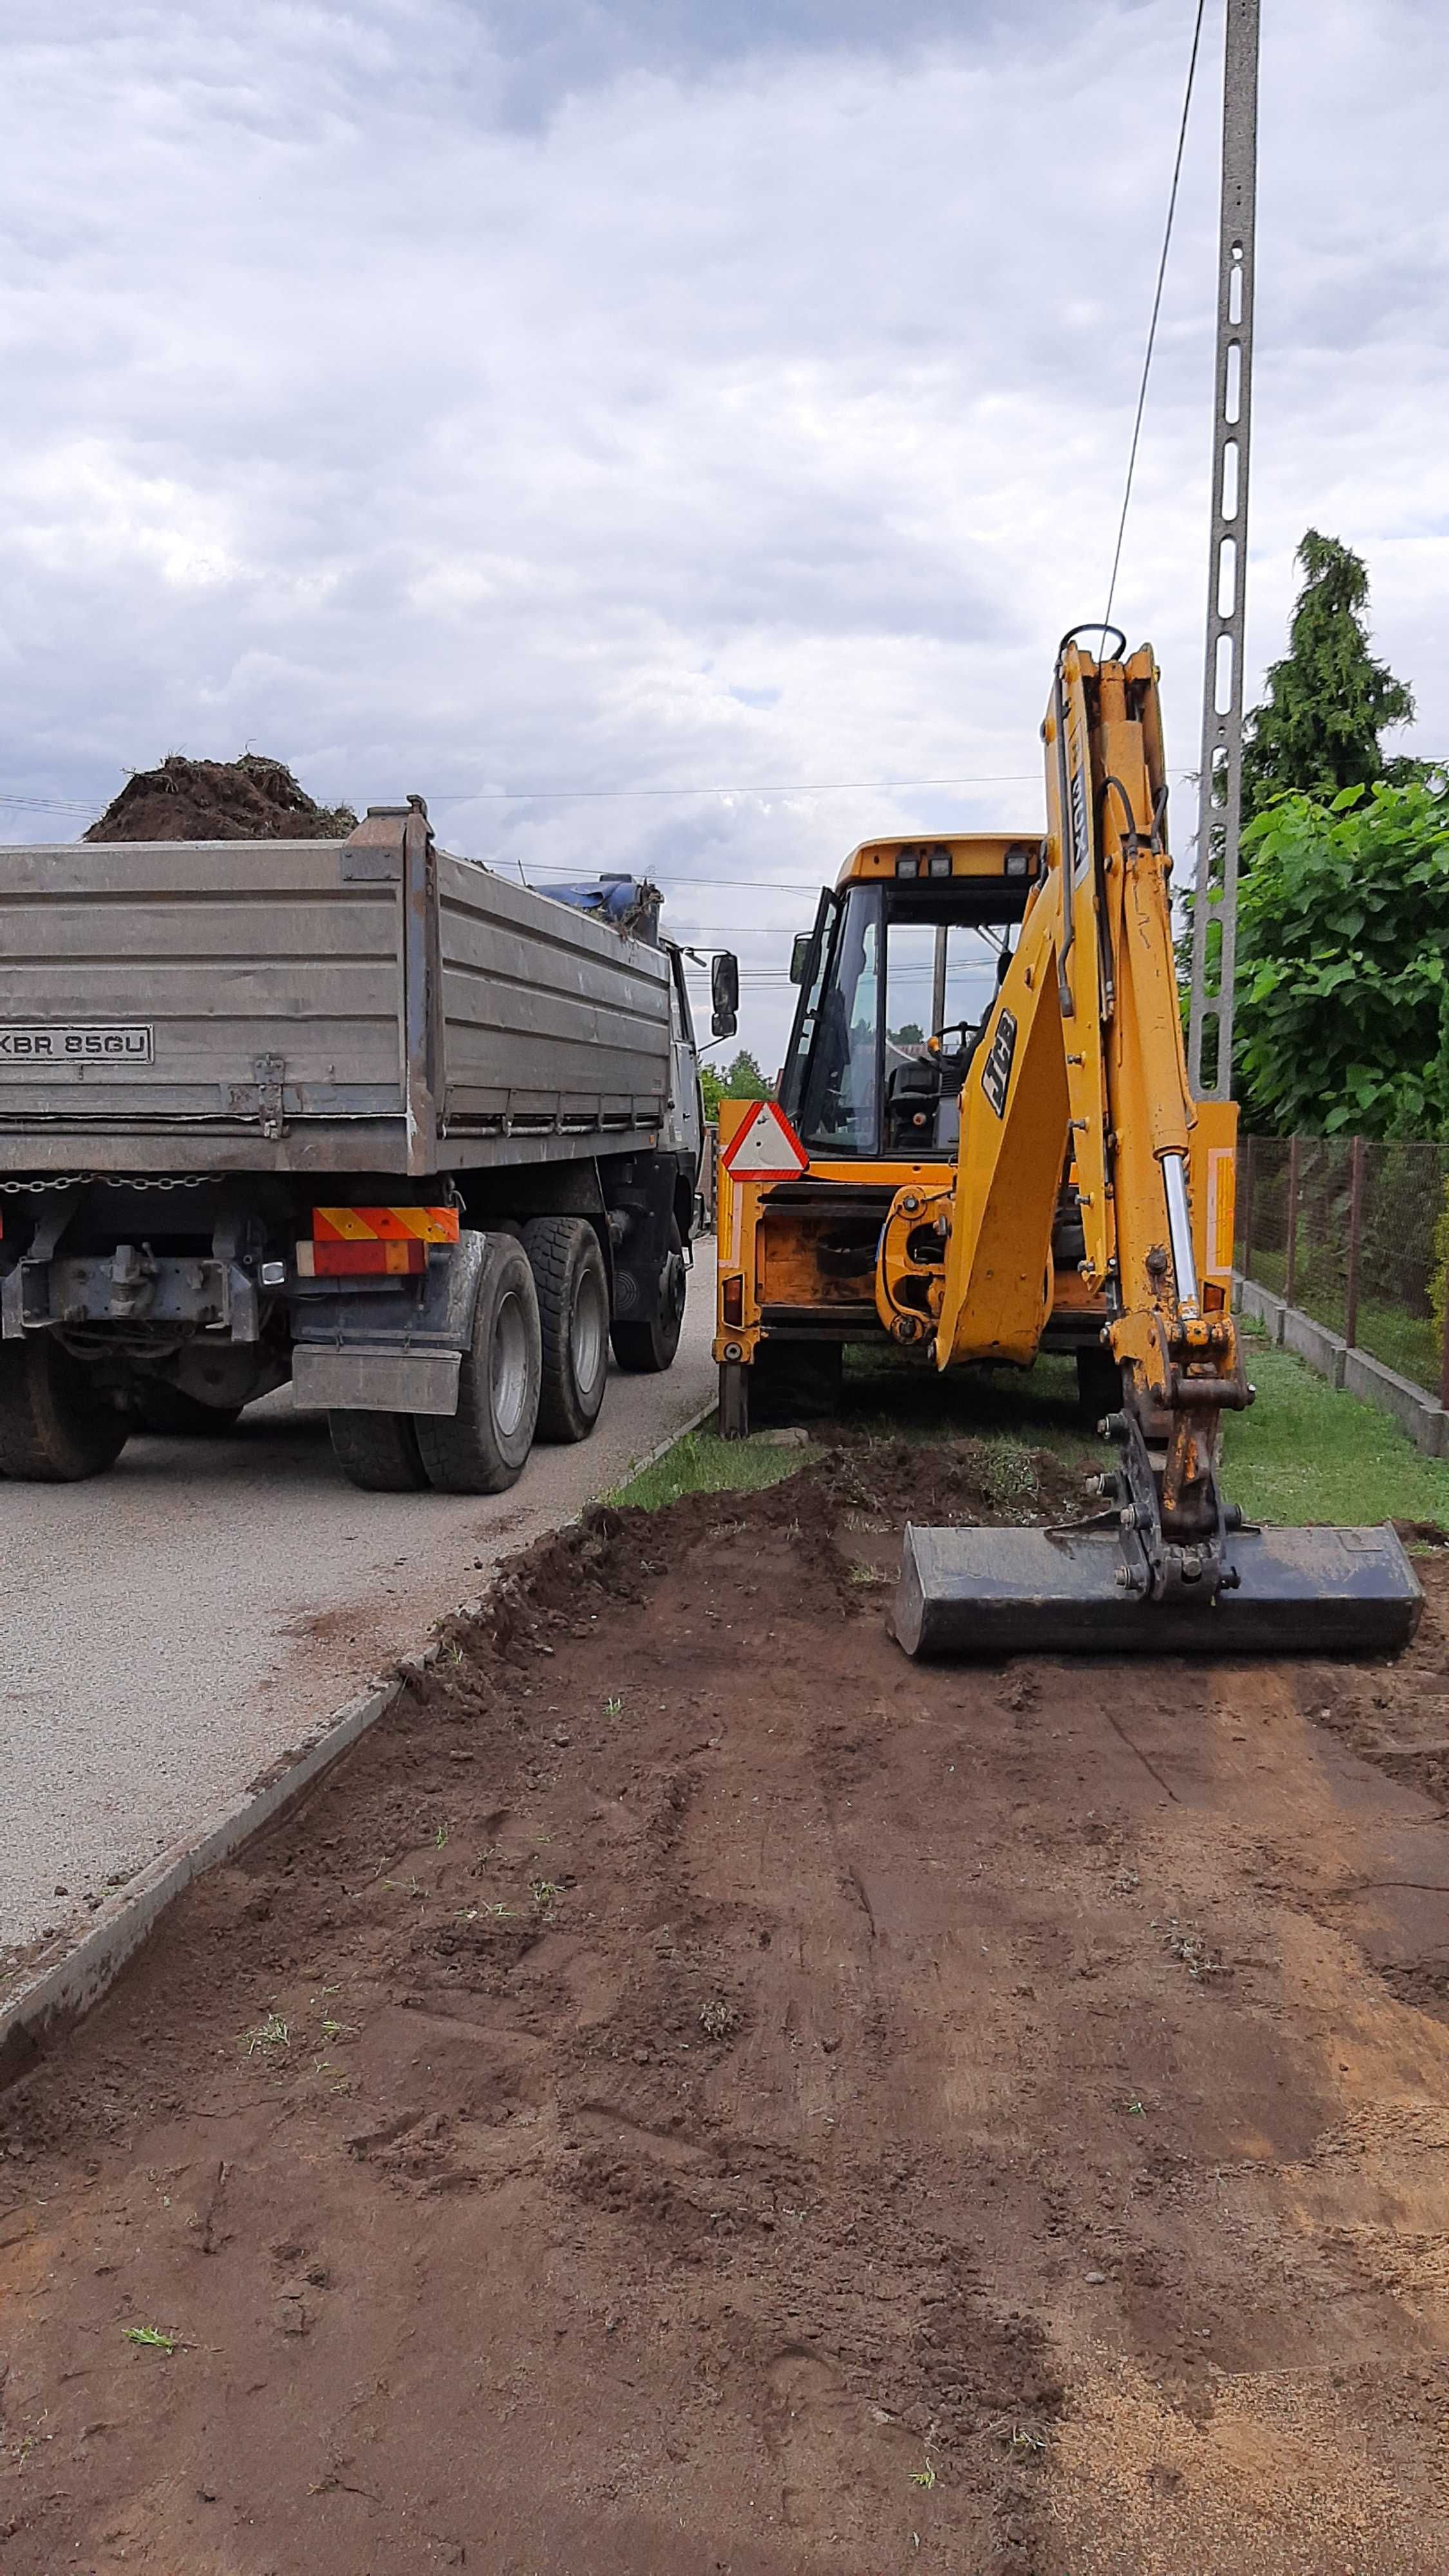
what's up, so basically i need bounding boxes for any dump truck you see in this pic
[715,631,1421,1658]
[0,797,737,1492]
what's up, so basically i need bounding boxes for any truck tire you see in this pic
[0,1336,129,1481]
[610,1219,686,1374]
[415,1234,542,1495]
[523,1216,609,1443]
[328,1409,430,1493]
[135,1384,243,1437]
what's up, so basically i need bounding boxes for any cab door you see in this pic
[662,944,703,1181]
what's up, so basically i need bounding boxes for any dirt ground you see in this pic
[85,753,356,842]
[4,1438,1449,2574]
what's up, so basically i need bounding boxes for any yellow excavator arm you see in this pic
[881,628,1251,1608]
[717,628,1420,1655]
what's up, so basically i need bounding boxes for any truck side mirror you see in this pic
[711,952,739,1039]
[789,933,814,986]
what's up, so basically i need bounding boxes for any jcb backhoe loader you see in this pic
[715,630,1420,1658]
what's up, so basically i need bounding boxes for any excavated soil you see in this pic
[85,753,356,843]
[4,1441,1449,2573]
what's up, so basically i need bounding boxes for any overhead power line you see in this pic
[4,767,1195,828]
[429,773,1045,804]
[521,870,826,892]
[1102,0,1208,631]
[0,793,95,815]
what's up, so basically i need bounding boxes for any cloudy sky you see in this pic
[1,0,1445,1063]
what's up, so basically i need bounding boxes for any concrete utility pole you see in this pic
[1187,0,1259,1099]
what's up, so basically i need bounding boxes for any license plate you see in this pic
[0,1023,155,1069]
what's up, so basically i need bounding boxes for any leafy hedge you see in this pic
[1232,777,1449,1139]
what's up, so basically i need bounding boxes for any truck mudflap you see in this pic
[291,1345,462,1416]
[893,1520,1424,1660]
[290,1228,487,1417]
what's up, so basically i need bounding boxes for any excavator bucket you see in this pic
[893,1522,1423,1660]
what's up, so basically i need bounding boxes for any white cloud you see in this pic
[0,0,1444,1063]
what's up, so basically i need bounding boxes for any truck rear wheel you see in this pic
[328,1409,430,1492]
[610,1219,686,1374]
[524,1216,609,1443]
[415,1235,542,1494]
[0,1337,130,1481]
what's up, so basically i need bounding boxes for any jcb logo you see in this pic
[1068,740,1092,885]
[980,1010,1018,1119]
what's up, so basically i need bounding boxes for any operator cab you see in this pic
[777,836,1042,1159]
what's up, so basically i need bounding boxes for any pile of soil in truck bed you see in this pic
[84,752,357,842]
[3,1438,1449,2573]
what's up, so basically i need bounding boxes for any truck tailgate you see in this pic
[0,837,402,1149]
[0,820,672,1175]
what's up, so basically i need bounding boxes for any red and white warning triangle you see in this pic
[720,1100,810,1180]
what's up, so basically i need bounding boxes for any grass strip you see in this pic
[609,1428,817,1511]
[614,1330,1449,1533]
[1224,1332,1449,1530]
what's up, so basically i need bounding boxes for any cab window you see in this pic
[796,885,884,1155]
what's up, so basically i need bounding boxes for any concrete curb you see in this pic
[1343,1348,1448,1459]
[0,1670,401,2090]
[1282,1304,1349,1391]
[0,1388,718,2094]
[1235,1274,1286,1343]
[1236,1270,1447,1457]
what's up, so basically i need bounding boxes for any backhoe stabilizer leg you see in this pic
[719,1358,750,1440]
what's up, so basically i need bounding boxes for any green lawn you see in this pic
[609,1426,817,1511]
[613,1332,1449,1534]
[1224,1332,1449,1530]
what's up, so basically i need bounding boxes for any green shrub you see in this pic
[1231,777,1449,1138]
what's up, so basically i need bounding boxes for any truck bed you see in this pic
[0,805,671,1176]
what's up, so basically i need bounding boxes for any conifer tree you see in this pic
[1241,530,1416,816]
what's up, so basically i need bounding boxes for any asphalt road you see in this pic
[1,1260,716,1961]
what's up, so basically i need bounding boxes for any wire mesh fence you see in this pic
[1237,1135,1449,1403]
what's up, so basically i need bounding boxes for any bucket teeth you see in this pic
[893,1522,1423,1661]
